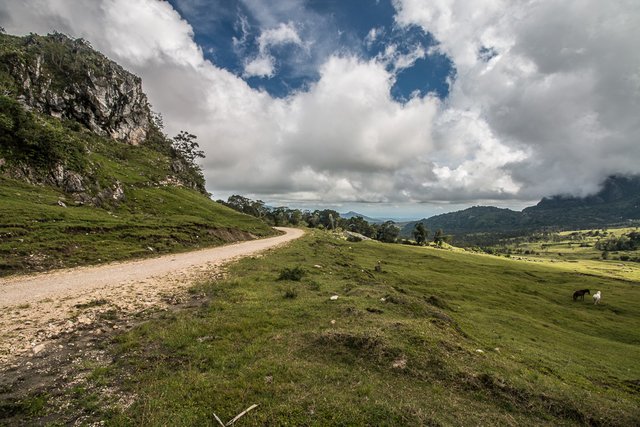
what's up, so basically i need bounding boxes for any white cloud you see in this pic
[377,43,427,73]
[365,27,381,47]
[394,0,640,198]
[243,55,276,78]
[243,21,304,78]
[258,21,302,48]
[1,0,639,209]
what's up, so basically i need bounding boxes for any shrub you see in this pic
[278,266,305,281]
[284,287,298,299]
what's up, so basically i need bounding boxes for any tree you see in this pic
[172,131,204,165]
[344,216,376,238]
[413,222,428,245]
[377,221,400,243]
[317,209,340,230]
[433,229,445,246]
[287,209,302,225]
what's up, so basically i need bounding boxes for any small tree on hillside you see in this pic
[433,229,445,246]
[413,222,428,245]
[172,131,204,165]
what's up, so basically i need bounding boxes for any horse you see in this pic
[593,291,601,305]
[573,289,590,301]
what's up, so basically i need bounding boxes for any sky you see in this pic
[1,0,639,219]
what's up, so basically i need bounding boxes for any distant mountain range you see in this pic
[400,175,640,240]
[340,211,388,224]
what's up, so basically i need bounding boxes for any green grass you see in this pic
[96,230,640,426]
[0,176,274,275]
[486,227,640,282]
[0,86,275,276]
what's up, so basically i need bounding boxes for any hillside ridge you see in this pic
[402,175,640,239]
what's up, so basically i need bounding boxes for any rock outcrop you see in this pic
[1,33,150,145]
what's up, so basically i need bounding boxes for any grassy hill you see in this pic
[0,176,274,275]
[0,97,274,277]
[0,107,274,275]
[0,33,275,276]
[33,230,638,425]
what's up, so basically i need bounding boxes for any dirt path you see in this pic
[0,227,304,365]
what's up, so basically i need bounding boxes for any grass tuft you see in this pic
[277,266,305,281]
[283,287,298,299]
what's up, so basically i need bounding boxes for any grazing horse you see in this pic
[593,291,602,305]
[573,289,590,301]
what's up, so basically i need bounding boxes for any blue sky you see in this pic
[167,0,453,101]
[2,0,639,220]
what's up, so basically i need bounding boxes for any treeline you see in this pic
[595,231,640,251]
[217,195,449,245]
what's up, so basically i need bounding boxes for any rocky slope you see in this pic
[0,31,275,275]
[0,32,150,144]
[0,31,208,203]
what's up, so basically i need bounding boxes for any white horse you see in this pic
[593,291,601,305]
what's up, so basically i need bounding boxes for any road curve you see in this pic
[0,227,304,307]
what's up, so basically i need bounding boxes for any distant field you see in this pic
[62,230,639,425]
[483,226,640,282]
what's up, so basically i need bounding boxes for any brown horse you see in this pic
[573,289,590,301]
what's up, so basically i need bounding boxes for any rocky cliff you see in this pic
[0,31,207,205]
[0,32,150,144]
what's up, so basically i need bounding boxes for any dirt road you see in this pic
[0,227,303,364]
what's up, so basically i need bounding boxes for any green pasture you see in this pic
[82,230,640,426]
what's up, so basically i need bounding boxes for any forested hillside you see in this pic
[402,175,640,243]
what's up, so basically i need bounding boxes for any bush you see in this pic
[278,266,305,281]
[284,287,298,299]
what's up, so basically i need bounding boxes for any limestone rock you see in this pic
[5,33,151,145]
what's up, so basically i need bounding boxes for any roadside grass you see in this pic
[0,105,276,276]
[98,230,640,425]
[0,176,274,276]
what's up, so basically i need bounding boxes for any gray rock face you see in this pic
[6,34,151,145]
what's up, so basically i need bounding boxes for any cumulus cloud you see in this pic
[243,21,304,78]
[0,0,439,204]
[1,0,639,210]
[394,0,640,198]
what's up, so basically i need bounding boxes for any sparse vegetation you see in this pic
[277,266,305,281]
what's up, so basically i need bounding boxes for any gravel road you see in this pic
[0,227,303,363]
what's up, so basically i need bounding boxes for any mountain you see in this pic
[401,175,640,241]
[522,175,640,227]
[0,32,274,275]
[340,211,386,224]
[401,206,525,237]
